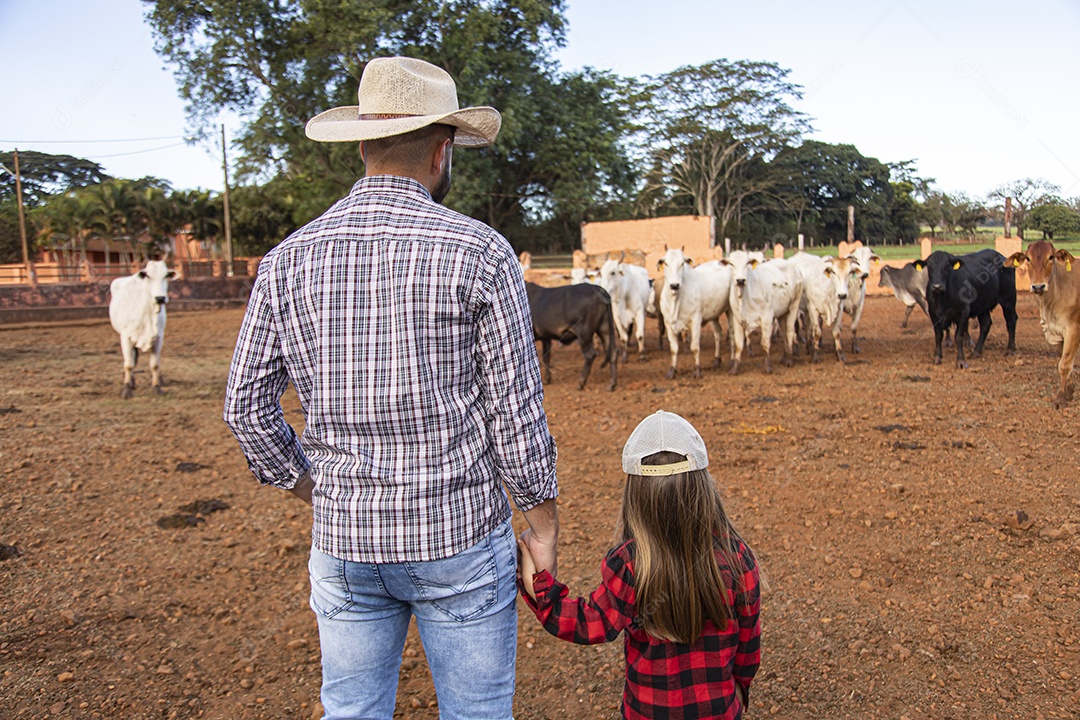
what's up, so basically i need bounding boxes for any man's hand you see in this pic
[520,527,557,579]
[288,469,314,505]
[520,498,558,577]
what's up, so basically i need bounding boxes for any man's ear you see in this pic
[433,137,452,173]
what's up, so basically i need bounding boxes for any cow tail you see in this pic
[600,294,616,369]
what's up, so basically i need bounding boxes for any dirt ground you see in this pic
[1,294,1079,720]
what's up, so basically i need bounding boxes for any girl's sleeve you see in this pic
[519,544,636,645]
[733,542,762,696]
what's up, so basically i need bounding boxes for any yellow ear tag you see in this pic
[1068,261,1073,272]
[1013,259,1020,267]
[952,261,961,270]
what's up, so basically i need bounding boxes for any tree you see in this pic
[0,151,111,207]
[916,190,950,238]
[1028,202,1080,239]
[636,59,810,241]
[889,180,920,244]
[144,0,634,251]
[987,178,1061,239]
[771,141,894,244]
[950,192,987,238]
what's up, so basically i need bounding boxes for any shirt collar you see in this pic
[350,174,433,202]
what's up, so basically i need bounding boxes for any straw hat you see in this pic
[305,56,501,147]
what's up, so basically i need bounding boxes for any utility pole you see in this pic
[847,205,855,245]
[1004,197,1012,239]
[11,150,36,286]
[221,124,234,277]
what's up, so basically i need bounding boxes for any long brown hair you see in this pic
[616,451,753,645]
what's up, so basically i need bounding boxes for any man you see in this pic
[223,56,558,720]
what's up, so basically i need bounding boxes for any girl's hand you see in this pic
[517,536,538,600]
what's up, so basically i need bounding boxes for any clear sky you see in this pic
[2,0,1078,200]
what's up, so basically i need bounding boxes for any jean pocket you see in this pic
[406,535,500,622]
[308,549,351,620]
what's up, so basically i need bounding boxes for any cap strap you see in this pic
[638,460,691,476]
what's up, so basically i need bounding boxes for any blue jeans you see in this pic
[308,518,518,720]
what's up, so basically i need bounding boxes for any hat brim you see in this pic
[304,105,501,147]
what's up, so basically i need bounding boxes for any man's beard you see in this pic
[431,150,452,204]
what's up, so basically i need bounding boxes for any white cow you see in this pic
[790,252,861,363]
[657,247,733,379]
[598,259,652,362]
[841,245,881,354]
[109,260,176,398]
[723,251,803,374]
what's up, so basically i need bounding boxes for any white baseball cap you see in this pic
[622,410,709,476]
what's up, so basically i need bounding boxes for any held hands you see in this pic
[516,536,538,601]
[519,527,557,579]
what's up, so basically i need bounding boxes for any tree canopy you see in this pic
[143,0,635,250]
[0,151,112,208]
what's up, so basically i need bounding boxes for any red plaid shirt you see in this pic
[521,538,760,720]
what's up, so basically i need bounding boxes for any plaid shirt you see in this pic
[223,175,557,564]
[522,538,760,720]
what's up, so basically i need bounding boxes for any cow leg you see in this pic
[781,311,797,368]
[916,295,930,320]
[932,316,945,365]
[708,318,723,369]
[728,322,745,376]
[955,312,971,369]
[577,336,598,390]
[1001,297,1018,356]
[971,311,992,358]
[1054,325,1080,409]
[663,320,681,379]
[635,310,647,362]
[831,314,846,363]
[849,301,865,354]
[150,335,164,395]
[120,337,136,399]
[901,304,914,328]
[760,318,775,374]
[689,315,703,379]
[539,340,553,384]
[657,311,667,351]
[808,309,823,364]
[614,314,630,364]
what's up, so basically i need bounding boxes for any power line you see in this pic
[84,142,189,159]
[0,135,186,144]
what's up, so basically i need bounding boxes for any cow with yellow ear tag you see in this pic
[1003,240,1080,409]
[915,249,1017,369]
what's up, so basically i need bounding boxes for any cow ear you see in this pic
[685,256,693,266]
[138,270,148,279]
[1003,252,1027,268]
[750,259,759,269]
[871,254,882,265]
[719,259,731,266]
[1055,249,1075,272]
[656,258,666,269]
[166,270,177,279]
[952,260,962,270]
[823,266,834,276]
[913,260,924,271]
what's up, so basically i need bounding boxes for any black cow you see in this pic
[525,282,617,391]
[913,249,1017,368]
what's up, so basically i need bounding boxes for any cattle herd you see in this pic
[521,242,1079,409]
[108,242,1079,412]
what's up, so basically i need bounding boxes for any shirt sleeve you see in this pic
[520,544,636,645]
[733,542,762,695]
[473,236,557,512]
[222,264,310,489]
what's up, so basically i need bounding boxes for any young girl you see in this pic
[518,410,761,720]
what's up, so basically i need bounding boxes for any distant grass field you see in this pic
[796,228,1080,262]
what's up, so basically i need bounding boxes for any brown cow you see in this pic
[1004,240,1080,409]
